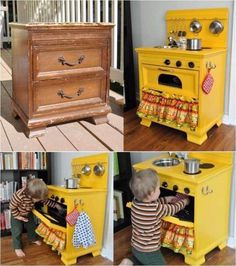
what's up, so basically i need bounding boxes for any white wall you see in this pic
[130,151,236,248]
[131,0,234,120]
[50,152,113,261]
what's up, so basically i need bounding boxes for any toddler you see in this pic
[9,178,60,257]
[120,168,190,265]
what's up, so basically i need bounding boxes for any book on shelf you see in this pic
[0,181,18,201]
[1,152,47,170]
[114,190,124,220]
[0,210,11,230]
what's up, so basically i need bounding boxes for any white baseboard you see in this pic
[227,236,236,249]
[223,115,236,126]
[101,246,113,261]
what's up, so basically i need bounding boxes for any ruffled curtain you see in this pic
[36,222,66,253]
[161,221,194,255]
[137,88,199,130]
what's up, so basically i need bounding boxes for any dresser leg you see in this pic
[184,255,205,265]
[187,132,208,145]
[140,118,152,127]
[26,127,46,138]
[61,255,77,265]
[92,115,108,125]
[216,119,222,127]
[92,250,101,257]
[218,240,227,250]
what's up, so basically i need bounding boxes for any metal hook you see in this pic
[206,61,216,70]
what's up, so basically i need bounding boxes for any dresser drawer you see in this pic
[33,40,108,80]
[33,77,106,113]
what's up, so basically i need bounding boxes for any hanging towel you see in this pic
[72,211,96,249]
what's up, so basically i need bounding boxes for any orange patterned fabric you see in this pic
[36,222,66,253]
[137,88,199,130]
[161,221,194,255]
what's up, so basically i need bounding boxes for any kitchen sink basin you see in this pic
[152,158,180,167]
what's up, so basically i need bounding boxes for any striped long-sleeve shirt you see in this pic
[9,188,57,218]
[131,196,187,252]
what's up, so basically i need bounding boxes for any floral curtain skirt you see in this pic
[137,88,199,130]
[36,222,66,253]
[161,221,194,255]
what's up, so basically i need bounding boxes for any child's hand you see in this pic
[16,216,29,222]
[183,197,190,205]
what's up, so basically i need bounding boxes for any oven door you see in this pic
[142,64,199,99]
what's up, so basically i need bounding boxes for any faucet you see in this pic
[168,36,179,47]
[168,152,188,159]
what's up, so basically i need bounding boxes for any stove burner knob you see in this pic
[188,62,195,68]
[173,185,178,191]
[164,59,171,65]
[162,181,168,188]
[51,195,55,199]
[184,187,190,194]
[60,198,65,203]
[176,61,182,67]
[55,196,59,201]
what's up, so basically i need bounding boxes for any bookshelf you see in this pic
[0,152,51,237]
[114,152,133,233]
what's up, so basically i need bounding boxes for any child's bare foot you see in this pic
[15,249,25,257]
[32,240,42,245]
[119,258,133,266]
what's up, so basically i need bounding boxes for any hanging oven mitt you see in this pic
[202,69,214,94]
[66,207,80,226]
[72,211,96,249]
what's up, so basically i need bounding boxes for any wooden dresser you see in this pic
[10,23,114,138]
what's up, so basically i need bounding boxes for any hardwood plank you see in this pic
[1,85,44,151]
[0,121,12,151]
[37,126,77,151]
[57,122,109,151]
[114,225,235,265]
[124,109,235,151]
[0,59,12,81]
[80,121,124,151]
[1,48,12,69]
[107,113,124,133]
[0,234,112,265]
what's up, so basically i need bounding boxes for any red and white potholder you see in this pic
[202,69,214,94]
[66,208,80,226]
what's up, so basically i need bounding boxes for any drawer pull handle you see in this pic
[158,68,174,73]
[58,55,85,67]
[57,88,84,99]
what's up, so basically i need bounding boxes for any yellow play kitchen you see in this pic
[136,8,228,145]
[32,153,109,265]
[133,152,233,265]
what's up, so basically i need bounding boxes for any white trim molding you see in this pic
[228,0,236,126]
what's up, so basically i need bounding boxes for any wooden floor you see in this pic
[124,109,236,151]
[114,226,236,265]
[0,233,112,265]
[0,49,123,151]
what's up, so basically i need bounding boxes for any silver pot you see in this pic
[209,20,224,34]
[184,159,200,174]
[186,38,202,51]
[65,178,78,189]
[190,20,202,33]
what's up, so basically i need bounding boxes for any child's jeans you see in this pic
[131,247,166,265]
[11,212,39,249]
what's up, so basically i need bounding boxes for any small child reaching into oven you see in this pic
[119,168,190,266]
[9,178,61,257]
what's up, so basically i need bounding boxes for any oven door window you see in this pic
[142,64,199,98]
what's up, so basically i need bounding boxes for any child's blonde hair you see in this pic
[129,168,160,201]
[26,178,48,200]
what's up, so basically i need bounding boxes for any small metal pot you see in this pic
[186,38,202,51]
[65,178,78,189]
[209,20,224,34]
[184,159,200,174]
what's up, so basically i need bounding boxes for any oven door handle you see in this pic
[158,68,174,73]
